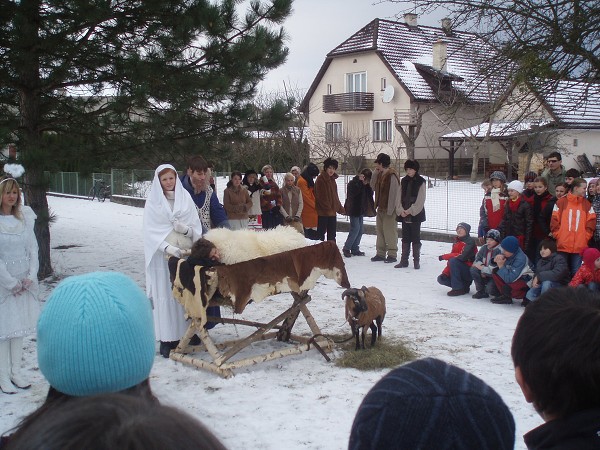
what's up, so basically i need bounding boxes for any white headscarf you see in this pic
[143,164,202,269]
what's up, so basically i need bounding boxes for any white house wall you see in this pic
[307,52,491,165]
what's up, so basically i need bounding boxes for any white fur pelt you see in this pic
[204,226,308,265]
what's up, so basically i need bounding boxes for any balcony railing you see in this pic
[323,92,374,113]
[394,109,419,126]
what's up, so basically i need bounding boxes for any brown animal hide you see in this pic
[168,257,218,327]
[216,241,350,313]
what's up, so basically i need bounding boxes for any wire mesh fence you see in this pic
[46,170,484,234]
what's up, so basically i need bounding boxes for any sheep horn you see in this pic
[342,288,357,300]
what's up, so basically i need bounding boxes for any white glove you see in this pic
[164,245,182,258]
[173,220,190,235]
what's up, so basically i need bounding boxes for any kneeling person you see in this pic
[491,236,533,305]
[470,229,502,299]
[437,222,477,296]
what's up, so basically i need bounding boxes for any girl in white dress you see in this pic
[143,164,202,358]
[0,174,40,394]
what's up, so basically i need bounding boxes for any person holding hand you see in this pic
[143,164,202,358]
[0,169,40,394]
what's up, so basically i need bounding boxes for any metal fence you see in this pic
[46,169,484,234]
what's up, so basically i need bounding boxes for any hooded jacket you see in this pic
[550,193,596,254]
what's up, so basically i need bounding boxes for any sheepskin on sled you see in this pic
[204,226,307,265]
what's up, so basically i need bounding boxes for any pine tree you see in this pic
[0,0,293,277]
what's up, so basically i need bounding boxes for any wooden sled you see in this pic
[168,241,350,378]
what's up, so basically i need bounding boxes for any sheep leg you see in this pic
[369,322,378,347]
[352,323,360,351]
[361,326,366,349]
[376,316,383,338]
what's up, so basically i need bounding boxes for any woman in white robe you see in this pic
[143,164,202,358]
[0,175,40,394]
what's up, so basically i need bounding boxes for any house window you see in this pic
[325,122,342,142]
[381,77,387,91]
[346,71,366,93]
[373,119,392,142]
[327,84,332,95]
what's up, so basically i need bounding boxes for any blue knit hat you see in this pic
[37,272,155,397]
[501,236,520,254]
[349,358,515,450]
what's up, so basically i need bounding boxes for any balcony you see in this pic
[323,92,374,113]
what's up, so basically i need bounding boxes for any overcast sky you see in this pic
[258,0,448,96]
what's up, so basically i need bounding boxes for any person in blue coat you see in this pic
[180,155,229,233]
[491,236,533,305]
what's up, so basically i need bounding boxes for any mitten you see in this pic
[438,255,444,261]
[173,220,190,235]
[164,245,182,258]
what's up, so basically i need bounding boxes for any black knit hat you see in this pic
[404,159,420,172]
[349,358,515,450]
[524,171,538,183]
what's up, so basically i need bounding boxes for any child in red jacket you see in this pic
[569,247,600,291]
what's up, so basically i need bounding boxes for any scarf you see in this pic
[491,187,502,212]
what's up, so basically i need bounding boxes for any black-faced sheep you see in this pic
[342,286,386,350]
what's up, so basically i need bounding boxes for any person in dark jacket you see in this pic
[524,239,569,305]
[395,159,426,269]
[437,222,477,296]
[528,177,555,262]
[314,158,345,242]
[498,180,533,252]
[259,164,283,230]
[470,229,503,299]
[512,287,600,449]
[342,168,374,257]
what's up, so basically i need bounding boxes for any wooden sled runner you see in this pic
[168,241,350,378]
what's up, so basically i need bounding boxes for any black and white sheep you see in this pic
[342,286,386,350]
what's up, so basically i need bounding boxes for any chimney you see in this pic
[441,17,452,36]
[432,39,447,72]
[404,13,418,28]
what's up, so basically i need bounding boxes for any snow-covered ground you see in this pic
[0,196,542,449]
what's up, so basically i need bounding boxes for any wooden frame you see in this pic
[170,291,333,378]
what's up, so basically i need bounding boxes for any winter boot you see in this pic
[395,242,411,268]
[0,341,16,394]
[9,338,30,389]
[413,242,422,270]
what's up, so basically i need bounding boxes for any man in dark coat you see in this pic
[342,168,374,257]
[395,159,426,269]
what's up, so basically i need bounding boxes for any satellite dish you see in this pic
[382,85,395,103]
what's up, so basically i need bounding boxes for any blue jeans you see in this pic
[576,282,600,292]
[525,280,562,301]
[560,252,582,277]
[343,216,363,253]
[448,257,473,290]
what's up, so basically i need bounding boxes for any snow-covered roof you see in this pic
[537,80,600,128]
[301,18,502,111]
[441,121,552,140]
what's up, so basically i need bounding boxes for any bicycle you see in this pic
[88,179,110,202]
